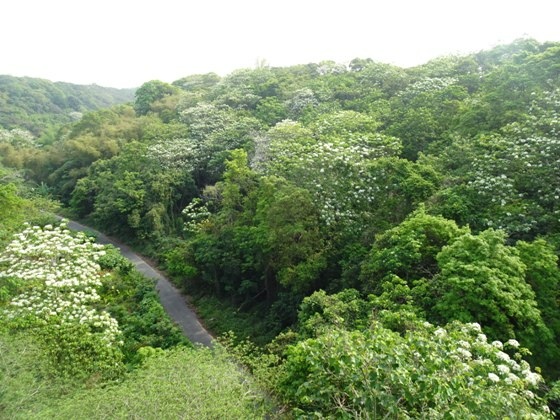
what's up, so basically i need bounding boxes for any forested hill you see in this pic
[0,75,135,135]
[2,38,560,417]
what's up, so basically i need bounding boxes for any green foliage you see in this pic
[100,268,189,363]
[0,168,59,246]
[0,330,69,417]
[256,177,326,294]
[547,380,560,416]
[193,295,279,345]
[185,151,326,312]
[0,183,25,242]
[360,207,467,293]
[255,96,288,125]
[386,76,468,160]
[209,67,279,109]
[0,75,134,135]
[430,87,560,240]
[71,141,197,239]
[278,321,551,418]
[516,240,560,338]
[423,229,554,371]
[133,80,179,116]
[516,239,560,377]
[361,210,560,376]
[173,72,221,92]
[297,289,371,338]
[35,321,125,381]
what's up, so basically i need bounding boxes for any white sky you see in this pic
[1,0,559,88]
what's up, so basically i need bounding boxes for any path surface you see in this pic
[65,220,214,348]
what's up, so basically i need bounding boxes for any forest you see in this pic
[1,38,560,418]
[0,75,134,135]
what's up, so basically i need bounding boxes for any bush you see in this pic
[278,320,552,418]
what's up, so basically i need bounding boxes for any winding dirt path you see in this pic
[65,220,214,348]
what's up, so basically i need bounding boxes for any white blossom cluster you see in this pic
[287,88,318,118]
[179,103,233,141]
[397,77,459,103]
[0,127,36,148]
[527,89,560,138]
[0,222,121,344]
[463,90,560,233]
[467,134,560,232]
[210,68,266,109]
[264,123,401,231]
[434,322,543,390]
[147,138,199,171]
[182,198,211,233]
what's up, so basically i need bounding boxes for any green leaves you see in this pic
[278,320,550,418]
[432,230,537,329]
[360,210,560,376]
[134,80,179,116]
[360,207,466,293]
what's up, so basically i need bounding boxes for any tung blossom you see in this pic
[1,222,121,346]
[488,373,500,383]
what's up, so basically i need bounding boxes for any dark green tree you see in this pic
[134,80,179,116]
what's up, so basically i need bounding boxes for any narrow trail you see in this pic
[64,220,214,348]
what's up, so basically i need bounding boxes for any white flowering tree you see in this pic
[259,115,437,237]
[0,127,37,168]
[433,89,560,240]
[261,118,399,229]
[0,222,123,379]
[178,102,263,185]
[0,127,36,147]
[147,138,199,172]
[278,318,552,418]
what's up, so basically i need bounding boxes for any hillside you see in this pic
[1,38,560,417]
[0,75,135,135]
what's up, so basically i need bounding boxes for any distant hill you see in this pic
[0,75,135,135]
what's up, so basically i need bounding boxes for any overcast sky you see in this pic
[1,0,559,88]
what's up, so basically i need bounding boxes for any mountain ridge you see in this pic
[0,74,136,135]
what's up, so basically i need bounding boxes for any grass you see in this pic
[1,332,274,419]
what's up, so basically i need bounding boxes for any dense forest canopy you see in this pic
[2,38,560,417]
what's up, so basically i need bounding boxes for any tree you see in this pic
[71,141,196,239]
[0,222,124,380]
[178,103,263,186]
[297,289,371,338]
[385,76,468,160]
[516,239,560,376]
[431,89,560,241]
[255,177,326,297]
[172,72,221,92]
[360,207,467,294]
[423,229,553,366]
[278,319,549,418]
[208,68,279,109]
[189,152,325,303]
[134,80,179,116]
[261,118,405,235]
